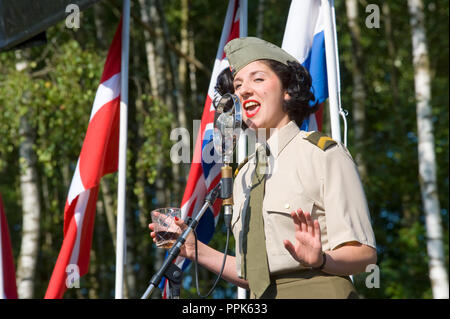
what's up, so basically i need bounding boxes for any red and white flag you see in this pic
[0,193,18,299]
[45,20,122,299]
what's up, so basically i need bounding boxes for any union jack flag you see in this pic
[161,0,246,298]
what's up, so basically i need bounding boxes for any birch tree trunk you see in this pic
[174,0,190,195]
[139,0,184,206]
[16,108,41,299]
[137,0,167,210]
[178,0,189,132]
[156,0,183,204]
[139,0,169,209]
[138,0,169,298]
[407,0,449,299]
[345,0,367,181]
[138,0,160,98]
[14,53,41,299]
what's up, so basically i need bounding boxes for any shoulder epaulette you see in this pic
[304,131,337,151]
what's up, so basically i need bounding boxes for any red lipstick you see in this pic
[243,99,261,118]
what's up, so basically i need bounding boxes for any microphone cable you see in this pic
[193,223,231,299]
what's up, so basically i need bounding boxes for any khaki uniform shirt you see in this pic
[232,121,376,277]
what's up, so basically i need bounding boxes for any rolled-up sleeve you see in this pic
[323,144,376,250]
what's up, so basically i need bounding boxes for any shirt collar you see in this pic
[266,120,301,158]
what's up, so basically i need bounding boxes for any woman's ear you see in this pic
[284,90,291,101]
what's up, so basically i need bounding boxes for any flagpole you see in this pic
[321,0,342,142]
[239,0,247,37]
[322,0,353,282]
[115,0,130,299]
[237,0,248,301]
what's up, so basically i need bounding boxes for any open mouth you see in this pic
[243,100,261,118]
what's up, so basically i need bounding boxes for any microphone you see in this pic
[213,93,242,163]
[212,93,242,229]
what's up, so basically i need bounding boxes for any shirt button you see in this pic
[285,203,290,209]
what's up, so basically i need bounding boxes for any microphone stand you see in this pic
[141,93,240,299]
[214,92,241,229]
[141,182,221,299]
[220,157,233,228]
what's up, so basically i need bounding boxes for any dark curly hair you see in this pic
[214,59,319,128]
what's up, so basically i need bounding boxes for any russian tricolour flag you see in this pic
[161,0,246,297]
[282,0,327,132]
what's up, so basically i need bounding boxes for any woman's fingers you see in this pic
[304,211,314,237]
[300,210,309,233]
[283,239,298,261]
[291,209,317,237]
[296,209,308,233]
[313,220,321,238]
[286,210,323,266]
[174,216,187,231]
[148,223,157,243]
[290,211,302,231]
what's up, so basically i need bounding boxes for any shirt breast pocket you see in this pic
[264,194,315,216]
[264,195,315,255]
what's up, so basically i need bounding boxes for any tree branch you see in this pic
[106,0,211,77]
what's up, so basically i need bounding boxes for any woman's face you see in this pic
[233,60,290,133]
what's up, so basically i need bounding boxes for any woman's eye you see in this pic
[255,78,263,82]
[234,84,241,90]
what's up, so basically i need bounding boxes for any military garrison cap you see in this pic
[224,37,299,76]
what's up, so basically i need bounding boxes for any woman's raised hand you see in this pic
[283,208,324,268]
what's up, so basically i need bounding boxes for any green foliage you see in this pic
[0,0,448,299]
[336,0,448,299]
[135,96,173,186]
